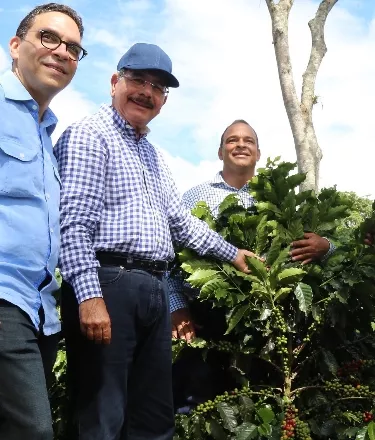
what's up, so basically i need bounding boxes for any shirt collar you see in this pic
[211,172,250,191]
[0,70,58,131]
[103,104,150,138]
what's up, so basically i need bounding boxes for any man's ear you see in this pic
[9,36,21,62]
[257,148,261,162]
[218,146,223,161]
[110,73,119,97]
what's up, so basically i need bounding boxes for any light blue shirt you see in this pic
[0,70,61,335]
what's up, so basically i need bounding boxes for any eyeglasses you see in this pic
[122,74,169,98]
[37,29,87,61]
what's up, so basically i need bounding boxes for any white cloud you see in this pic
[50,87,97,143]
[160,147,222,194]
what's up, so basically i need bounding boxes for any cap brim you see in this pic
[122,65,179,88]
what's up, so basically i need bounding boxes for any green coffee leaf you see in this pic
[217,402,238,432]
[226,304,251,334]
[276,267,306,286]
[294,282,313,314]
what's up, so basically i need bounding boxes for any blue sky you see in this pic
[1,0,375,195]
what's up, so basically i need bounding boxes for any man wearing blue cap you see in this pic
[54,43,257,440]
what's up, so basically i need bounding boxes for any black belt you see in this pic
[96,252,168,274]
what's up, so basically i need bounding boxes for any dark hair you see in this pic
[16,3,84,39]
[220,119,259,150]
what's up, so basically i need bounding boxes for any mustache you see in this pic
[130,95,154,109]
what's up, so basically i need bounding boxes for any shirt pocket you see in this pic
[0,137,41,197]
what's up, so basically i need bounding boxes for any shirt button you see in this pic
[50,228,54,233]
[19,153,25,159]
[46,193,50,199]
[32,104,37,110]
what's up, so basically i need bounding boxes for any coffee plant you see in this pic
[172,158,375,440]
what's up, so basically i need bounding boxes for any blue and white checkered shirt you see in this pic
[54,105,238,304]
[168,173,255,312]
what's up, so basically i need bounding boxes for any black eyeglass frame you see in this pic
[37,29,87,61]
[122,74,169,97]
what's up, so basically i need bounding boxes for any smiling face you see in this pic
[9,11,81,108]
[110,69,167,133]
[219,122,261,175]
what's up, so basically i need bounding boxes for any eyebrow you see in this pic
[226,135,256,141]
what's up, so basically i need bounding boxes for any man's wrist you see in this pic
[321,237,335,261]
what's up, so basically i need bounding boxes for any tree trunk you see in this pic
[265,0,338,192]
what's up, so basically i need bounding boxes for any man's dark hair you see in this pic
[16,3,84,39]
[220,119,259,150]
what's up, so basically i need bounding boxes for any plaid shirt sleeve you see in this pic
[54,123,107,304]
[166,271,190,313]
[161,164,237,262]
[164,171,238,313]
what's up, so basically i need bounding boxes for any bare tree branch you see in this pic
[301,0,339,116]
[265,0,305,167]
[265,0,338,191]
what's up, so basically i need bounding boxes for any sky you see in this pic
[0,0,374,197]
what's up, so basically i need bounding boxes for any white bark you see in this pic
[265,0,338,192]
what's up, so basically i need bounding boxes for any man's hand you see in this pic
[171,308,195,343]
[233,249,262,273]
[290,232,330,265]
[79,297,111,344]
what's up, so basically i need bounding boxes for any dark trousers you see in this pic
[62,267,175,440]
[0,300,59,440]
[172,300,235,413]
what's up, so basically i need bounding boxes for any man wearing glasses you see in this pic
[54,43,256,440]
[0,3,86,439]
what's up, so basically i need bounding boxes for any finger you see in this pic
[291,240,309,249]
[292,253,313,262]
[303,232,314,238]
[172,325,178,339]
[290,247,312,257]
[243,250,264,261]
[102,325,111,345]
[177,323,188,340]
[86,326,94,341]
[301,258,313,265]
[185,324,196,343]
[93,325,103,343]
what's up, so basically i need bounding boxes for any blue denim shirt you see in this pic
[0,70,61,335]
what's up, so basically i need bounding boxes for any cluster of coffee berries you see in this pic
[302,318,321,344]
[194,387,250,416]
[281,405,311,440]
[207,340,237,353]
[295,419,312,440]
[325,379,373,398]
[364,411,374,423]
[271,308,290,375]
[272,308,287,333]
[276,335,288,355]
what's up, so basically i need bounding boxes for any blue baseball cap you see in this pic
[117,43,179,88]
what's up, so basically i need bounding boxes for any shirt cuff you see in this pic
[321,238,336,262]
[170,291,189,313]
[70,270,103,304]
[212,237,238,262]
